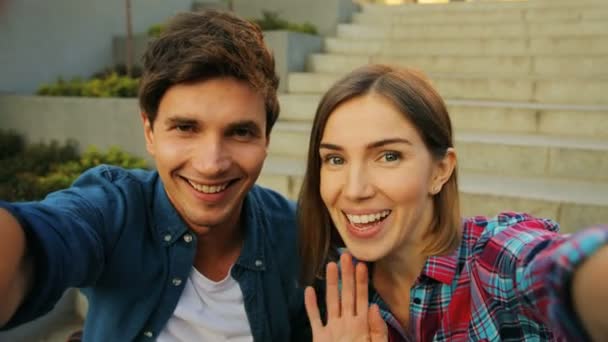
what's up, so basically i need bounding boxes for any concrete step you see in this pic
[278,94,608,139]
[447,100,608,139]
[308,54,608,77]
[0,289,82,342]
[258,158,608,233]
[287,72,608,105]
[361,0,608,14]
[324,36,608,57]
[354,8,608,26]
[40,316,83,342]
[278,94,320,122]
[267,122,608,182]
[336,22,608,40]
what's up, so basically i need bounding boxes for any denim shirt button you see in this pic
[183,234,193,243]
[143,331,153,338]
[163,234,172,242]
[172,277,183,286]
[255,260,263,267]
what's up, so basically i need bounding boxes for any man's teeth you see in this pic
[346,210,390,224]
[188,180,229,194]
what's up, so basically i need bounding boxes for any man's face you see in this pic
[142,77,268,235]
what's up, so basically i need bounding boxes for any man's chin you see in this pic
[189,225,214,235]
[185,214,234,233]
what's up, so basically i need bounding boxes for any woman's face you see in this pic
[319,93,445,262]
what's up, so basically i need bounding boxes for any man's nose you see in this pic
[191,137,231,176]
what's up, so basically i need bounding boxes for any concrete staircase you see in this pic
[258,0,608,232]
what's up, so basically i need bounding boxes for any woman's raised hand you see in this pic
[304,253,388,342]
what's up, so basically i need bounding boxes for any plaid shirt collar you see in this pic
[419,252,458,285]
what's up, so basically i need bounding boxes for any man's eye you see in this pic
[175,124,194,132]
[233,127,253,137]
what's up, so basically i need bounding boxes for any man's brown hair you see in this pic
[138,10,280,134]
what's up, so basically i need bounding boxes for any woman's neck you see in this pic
[371,242,428,331]
[373,241,428,293]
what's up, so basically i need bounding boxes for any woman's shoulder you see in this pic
[460,211,561,257]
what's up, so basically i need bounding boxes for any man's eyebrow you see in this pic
[226,120,263,132]
[164,115,198,126]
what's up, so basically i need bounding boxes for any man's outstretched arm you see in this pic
[0,208,34,327]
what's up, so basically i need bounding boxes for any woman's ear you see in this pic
[429,147,456,195]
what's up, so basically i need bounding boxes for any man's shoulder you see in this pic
[247,185,297,244]
[73,164,156,188]
[248,184,296,219]
[39,164,159,214]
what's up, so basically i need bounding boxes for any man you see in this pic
[0,10,309,341]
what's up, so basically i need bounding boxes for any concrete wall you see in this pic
[264,31,323,93]
[231,0,358,36]
[0,95,152,164]
[0,0,192,94]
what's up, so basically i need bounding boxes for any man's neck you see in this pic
[192,219,245,282]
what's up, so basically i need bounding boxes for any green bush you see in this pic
[0,130,25,160]
[36,77,87,97]
[92,64,143,79]
[250,11,318,35]
[147,23,165,38]
[147,10,317,39]
[0,131,147,201]
[37,72,139,98]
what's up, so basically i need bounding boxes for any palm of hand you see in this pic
[305,253,388,342]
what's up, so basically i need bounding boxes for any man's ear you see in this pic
[141,112,155,157]
[429,147,456,195]
[265,131,270,154]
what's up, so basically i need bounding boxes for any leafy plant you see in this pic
[147,23,165,38]
[0,130,25,160]
[0,130,147,201]
[250,11,318,35]
[37,72,139,98]
[92,64,143,79]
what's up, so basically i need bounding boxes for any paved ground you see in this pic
[39,315,83,342]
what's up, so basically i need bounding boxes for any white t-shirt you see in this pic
[157,267,253,342]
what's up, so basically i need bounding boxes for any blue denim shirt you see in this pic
[1,165,309,341]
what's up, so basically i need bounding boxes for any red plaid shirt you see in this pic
[372,212,607,342]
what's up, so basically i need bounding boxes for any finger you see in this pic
[368,304,389,342]
[340,252,355,316]
[355,262,369,318]
[326,262,340,320]
[304,287,324,332]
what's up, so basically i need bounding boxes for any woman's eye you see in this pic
[381,151,401,162]
[323,155,344,165]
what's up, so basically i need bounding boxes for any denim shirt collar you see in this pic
[234,189,266,271]
[152,177,189,245]
[152,178,266,271]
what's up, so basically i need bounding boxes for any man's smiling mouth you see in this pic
[185,178,238,194]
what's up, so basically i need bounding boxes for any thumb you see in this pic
[368,304,388,342]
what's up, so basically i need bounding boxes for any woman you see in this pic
[298,64,608,341]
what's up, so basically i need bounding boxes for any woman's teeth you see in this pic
[346,210,390,224]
